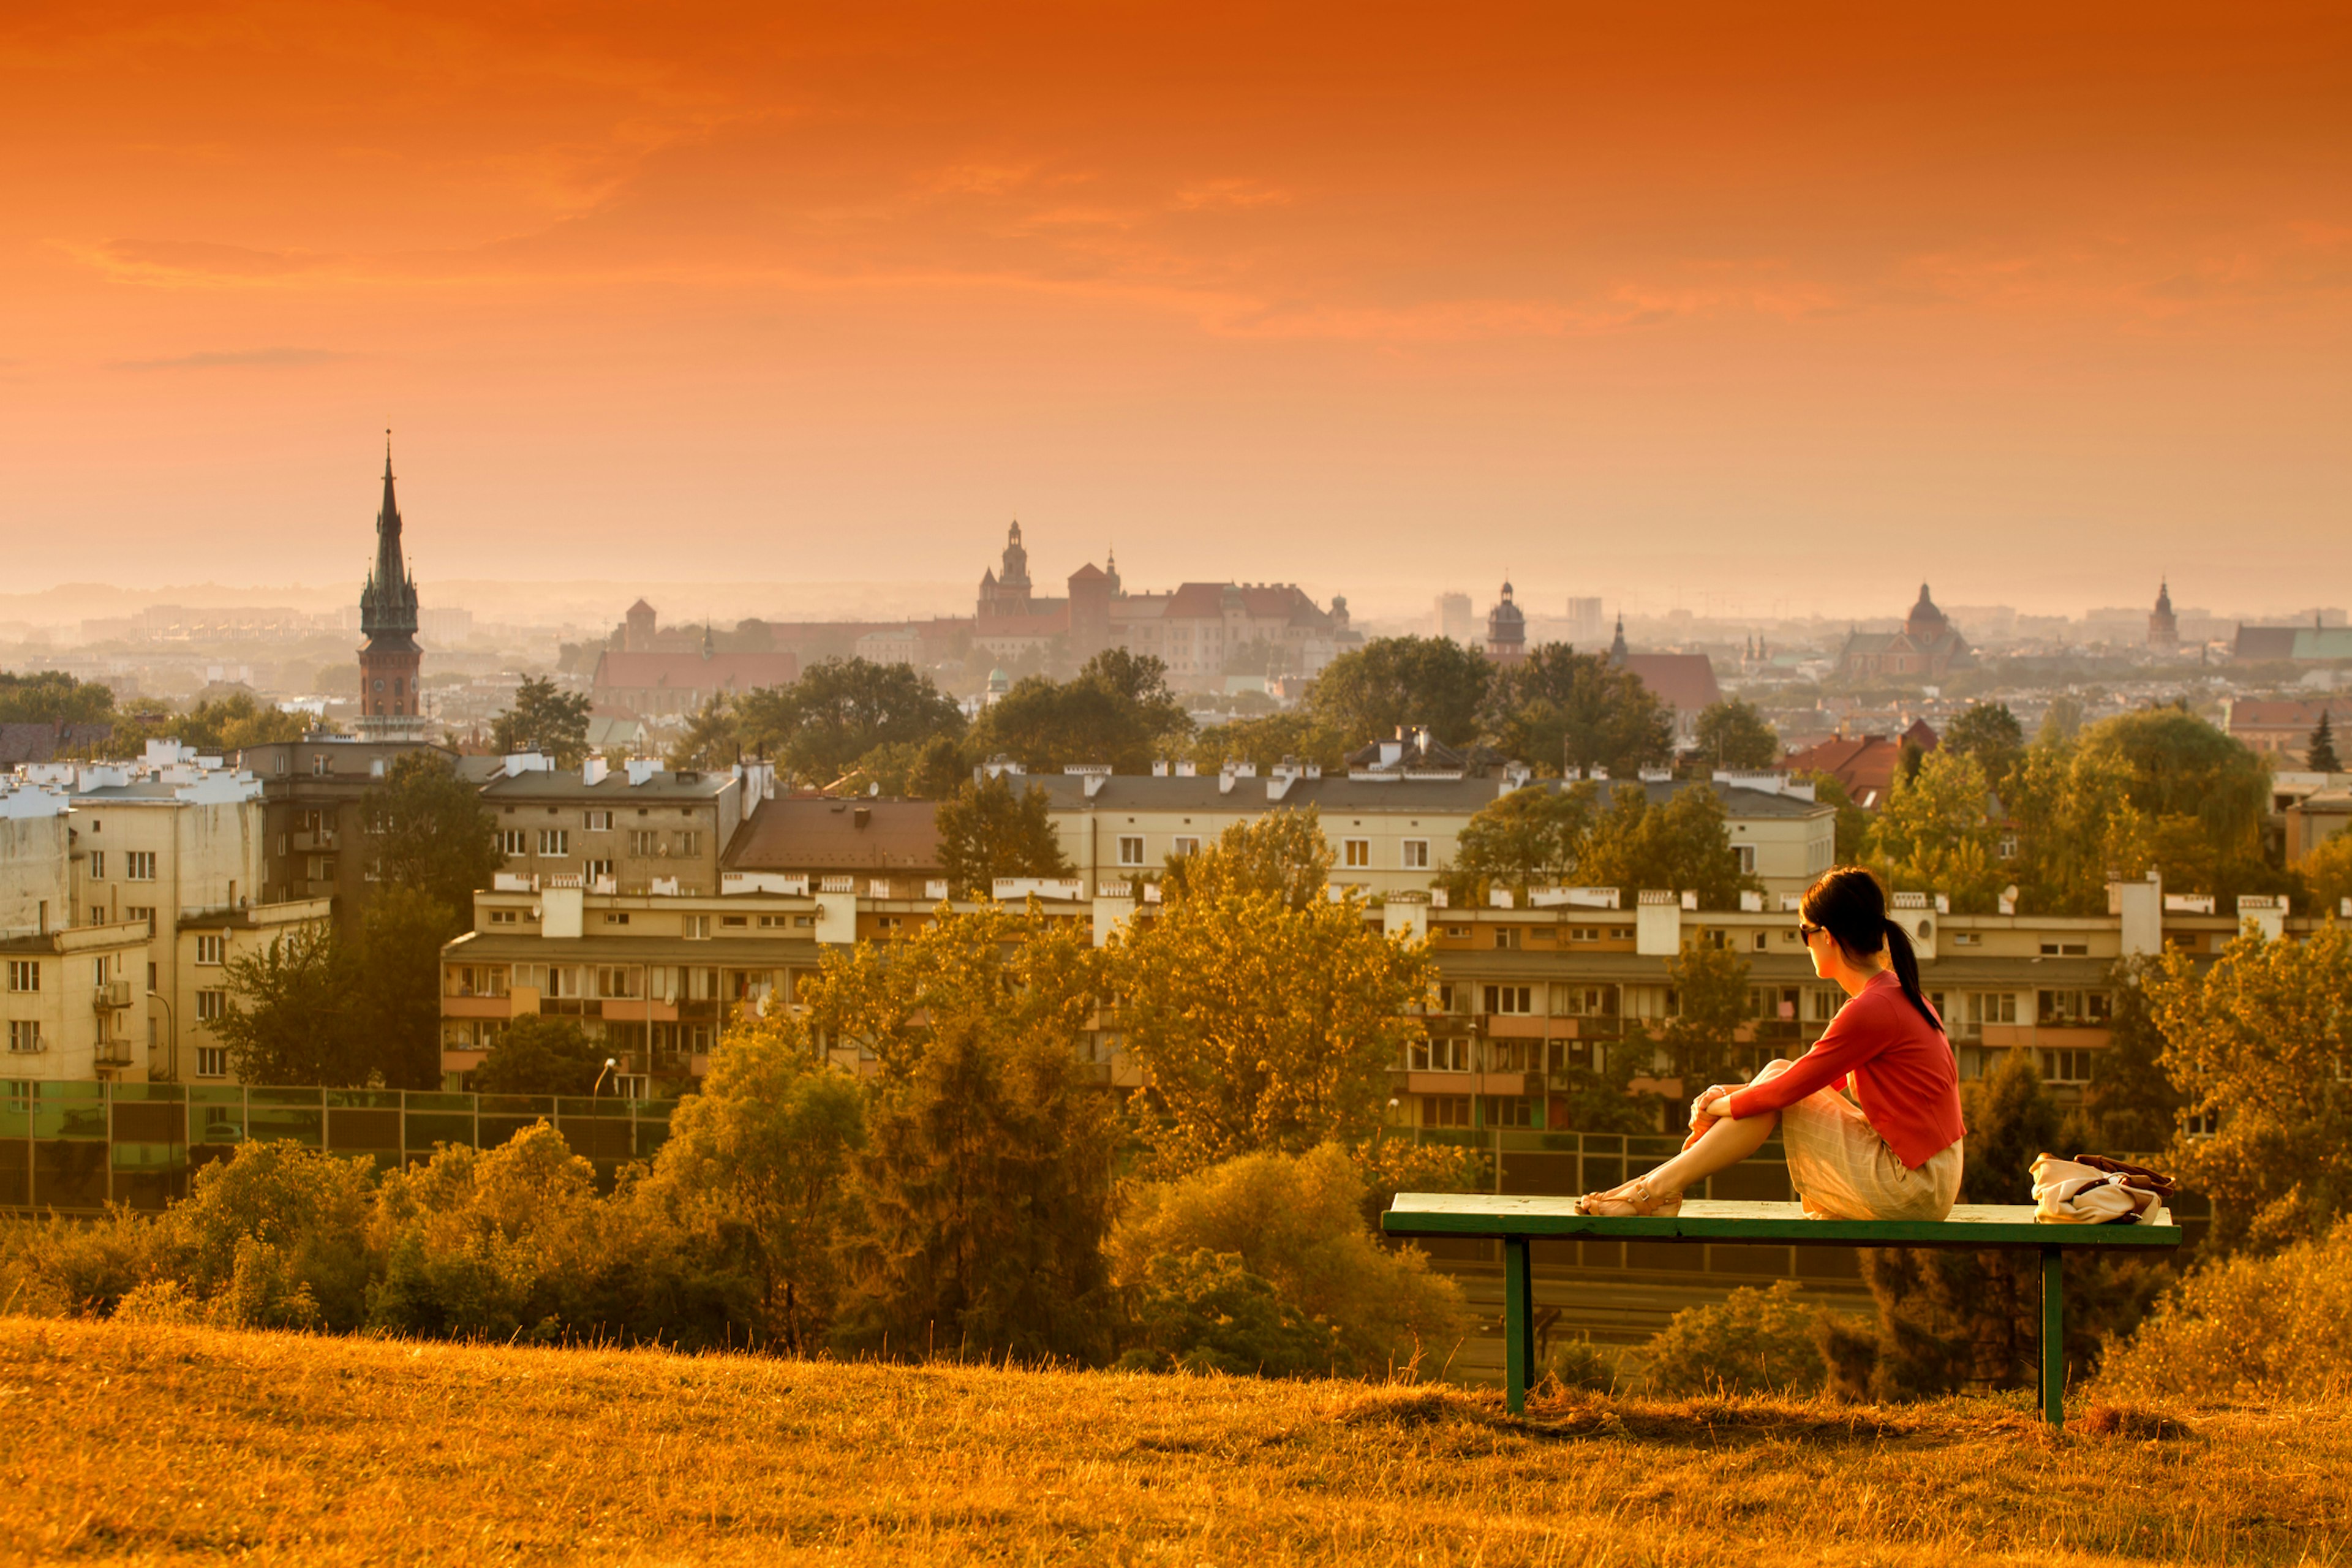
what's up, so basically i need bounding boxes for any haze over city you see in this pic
[4,2,2348,611]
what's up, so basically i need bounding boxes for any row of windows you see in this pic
[1111,835,1431,870]
[500,830,703,859]
[83,851,159,880]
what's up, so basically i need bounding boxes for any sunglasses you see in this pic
[1796,921,1826,942]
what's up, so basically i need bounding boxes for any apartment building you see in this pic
[2,783,152,1079]
[1012,752,1835,902]
[234,737,458,928]
[480,753,752,897]
[173,898,335,1084]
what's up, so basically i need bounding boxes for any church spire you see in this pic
[360,431,419,647]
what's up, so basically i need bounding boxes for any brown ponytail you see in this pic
[1801,866,1943,1031]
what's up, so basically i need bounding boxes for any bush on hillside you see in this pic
[1117,1250,1343,1378]
[1638,1281,1830,1398]
[2098,1218,2352,1406]
[1106,1145,1469,1378]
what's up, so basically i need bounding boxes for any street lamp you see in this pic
[592,1057,619,1097]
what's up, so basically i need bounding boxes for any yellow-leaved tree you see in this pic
[1111,809,1434,1172]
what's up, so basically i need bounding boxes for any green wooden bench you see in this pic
[1381,1195,2182,1423]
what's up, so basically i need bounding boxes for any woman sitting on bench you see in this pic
[1575,864,1967,1221]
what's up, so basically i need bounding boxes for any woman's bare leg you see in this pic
[1629,1107,1779,1197]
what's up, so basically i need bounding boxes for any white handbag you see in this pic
[2030,1153,2172,1226]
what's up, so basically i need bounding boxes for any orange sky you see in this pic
[3,2,2348,617]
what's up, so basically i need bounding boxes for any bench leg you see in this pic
[2040,1245,2064,1427]
[1504,1236,1532,1415]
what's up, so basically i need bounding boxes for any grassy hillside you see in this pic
[3,1316,2342,1566]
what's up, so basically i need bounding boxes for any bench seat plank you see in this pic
[1381,1194,2181,1249]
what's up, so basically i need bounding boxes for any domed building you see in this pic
[1838,582,1972,681]
[1485,579,1526,666]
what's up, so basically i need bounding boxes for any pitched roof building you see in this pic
[1606,616,1723,742]
[1838,584,1972,682]
[356,440,426,740]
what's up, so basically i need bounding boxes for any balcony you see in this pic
[293,829,339,852]
[92,1039,135,1068]
[92,980,134,1011]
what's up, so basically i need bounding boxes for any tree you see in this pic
[349,886,457,1090]
[846,734,965,799]
[1871,750,2008,913]
[361,752,501,922]
[1306,636,1492,750]
[2040,695,2084,745]
[1660,937,1752,1091]
[668,693,740,770]
[1482,644,1673,778]
[2077,956,2180,1154]
[734,658,964,786]
[813,905,1118,1363]
[2147,921,2352,1254]
[1942,703,2026,789]
[1106,1146,1469,1377]
[1113,813,1435,1170]
[641,1008,865,1353]
[1795,770,1872,864]
[1691,699,1779,771]
[0,671,116,725]
[1439,782,1599,902]
[2302,830,2352,916]
[1156,805,1334,910]
[2310,710,2342,773]
[492,676,592,764]
[1577,782,1754,908]
[469,1016,608,1095]
[933,774,1074,896]
[965,650,1192,775]
[209,925,362,1085]
[1188,710,1349,774]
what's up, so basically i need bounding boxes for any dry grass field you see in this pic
[2,1316,2344,1567]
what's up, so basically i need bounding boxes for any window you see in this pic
[677,831,702,856]
[1554,983,1619,1017]
[758,914,791,929]
[1442,925,1471,940]
[597,967,640,998]
[195,935,224,965]
[1401,839,1429,869]
[2040,1048,2093,1083]
[488,909,519,925]
[127,907,156,937]
[1432,982,1461,1013]
[1752,931,1769,952]
[1968,993,2018,1027]
[1570,927,1600,943]
[1410,1037,1472,1072]
[2038,990,2113,1025]
[195,989,227,1022]
[2039,941,2090,957]
[195,1046,228,1078]
[126,851,157,881]
[1422,1095,1473,1128]
[88,850,106,879]
[8,960,40,993]
[1117,835,1146,867]
[1997,836,2018,860]
[1172,835,1200,858]
[1733,843,1757,875]
[1483,984,1534,1016]
[721,914,749,929]
[586,858,614,881]
[1953,932,1983,947]
[1493,927,1521,951]
[1343,839,1371,869]
[312,754,331,776]
[496,830,527,856]
[7,1021,40,1054]
[630,830,661,855]
[603,912,631,926]
[684,914,712,940]
[538,829,570,856]
[1484,1096,1534,1129]
[585,810,613,831]
[1811,988,1846,1022]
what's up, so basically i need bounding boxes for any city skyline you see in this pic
[4,4,2347,606]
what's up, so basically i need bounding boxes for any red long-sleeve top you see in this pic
[1723,970,1967,1169]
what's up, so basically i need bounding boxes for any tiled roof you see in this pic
[1619,653,1722,714]
[722,797,942,873]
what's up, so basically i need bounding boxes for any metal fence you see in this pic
[0,1080,677,1214]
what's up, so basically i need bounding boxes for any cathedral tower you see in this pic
[358,438,426,738]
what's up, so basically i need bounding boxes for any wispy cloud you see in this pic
[107,347,360,371]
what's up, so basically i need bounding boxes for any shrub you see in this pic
[165,1139,378,1330]
[1545,1334,1621,1393]
[1640,1281,1830,1398]
[2098,1218,2352,1405]
[1117,1250,1343,1378]
[0,1208,177,1319]
[1107,1145,1469,1377]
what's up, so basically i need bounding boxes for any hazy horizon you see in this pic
[3,4,2346,620]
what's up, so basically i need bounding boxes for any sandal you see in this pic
[1572,1175,1684,1218]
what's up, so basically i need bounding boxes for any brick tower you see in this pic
[358,437,426,738]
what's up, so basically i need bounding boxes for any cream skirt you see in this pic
[1748,1058,1964,1222]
